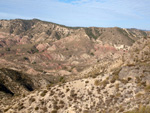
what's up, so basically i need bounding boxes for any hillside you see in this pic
[0,19,148,45]
[0,19,150,113]
[1,37,150,113]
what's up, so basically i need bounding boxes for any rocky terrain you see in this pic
[0,19,150,113]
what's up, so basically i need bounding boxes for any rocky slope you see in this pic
[0,19,148,76]
[1,37,150,113]
[0,19,150,112]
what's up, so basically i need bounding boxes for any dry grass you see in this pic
[94,79,101,86]
[101,79,109,87]
[144,85,150,92]
[94,78,109,88]
[135,93,144,98]
[115,92,121,97]
[124,105,150,113]
[110,74,119,83]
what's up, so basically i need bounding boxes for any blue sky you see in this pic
[0,0,150,30]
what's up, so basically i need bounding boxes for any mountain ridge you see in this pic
[1,18,150,31]
[0,18,149,46]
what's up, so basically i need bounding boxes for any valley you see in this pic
[0,19,150,113]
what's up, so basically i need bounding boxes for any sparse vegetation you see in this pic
[59,76,66,83]
[101,79,109,87]
[94,79,109,87]
[112,68,121,77]
[121,79,128,84]
[55,32,61,40]
[40,90,48,97]
[94,79,101,86]
[110,74,119,83]
[87,68,101,78]
[46,83,53,88]
[124,105,150,113]
[135,93,144,98]
[144,85,150,92]
[35,106,39,110]
[66,88,70,92]
[115,83,119,90]
[90,52,94,56]
[82,110,90,113]
[115,92,121,97]
[119,107,125,112]
[23,57,29,60]
[4,107,11,112]
[32,61,36,64]
[51,109,57,113]
[5,47,11,51]
[30,46,39,54]
[1,19,150,113]
[42,107,48,112]
[29,97,36,102]
[85,28,100,40]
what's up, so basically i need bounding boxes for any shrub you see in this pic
[101,79,109,87]
[29,97,36,102]
[46,84,53,88]
[42,107,47,112]
[66,88,70,92]
[90,52,94,56]
[110,74,119,83]
[4,107,10,112]
[23,57,29,60]
[5,47,11,51]
[94,79,109,87]
[94,80,101,86]
[59,76,66,83]
[32,61,36,64]
[30,46,39,54]
[40,90,48,97]
[87,68,100,78]
[35,106,39,110]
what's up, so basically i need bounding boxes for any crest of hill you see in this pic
[0,19,149,46]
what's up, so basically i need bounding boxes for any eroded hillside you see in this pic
[0,19,150,113]
[0,19,148,77]
[1,37,150,113]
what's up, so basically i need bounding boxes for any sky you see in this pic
[0,0,150,30]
